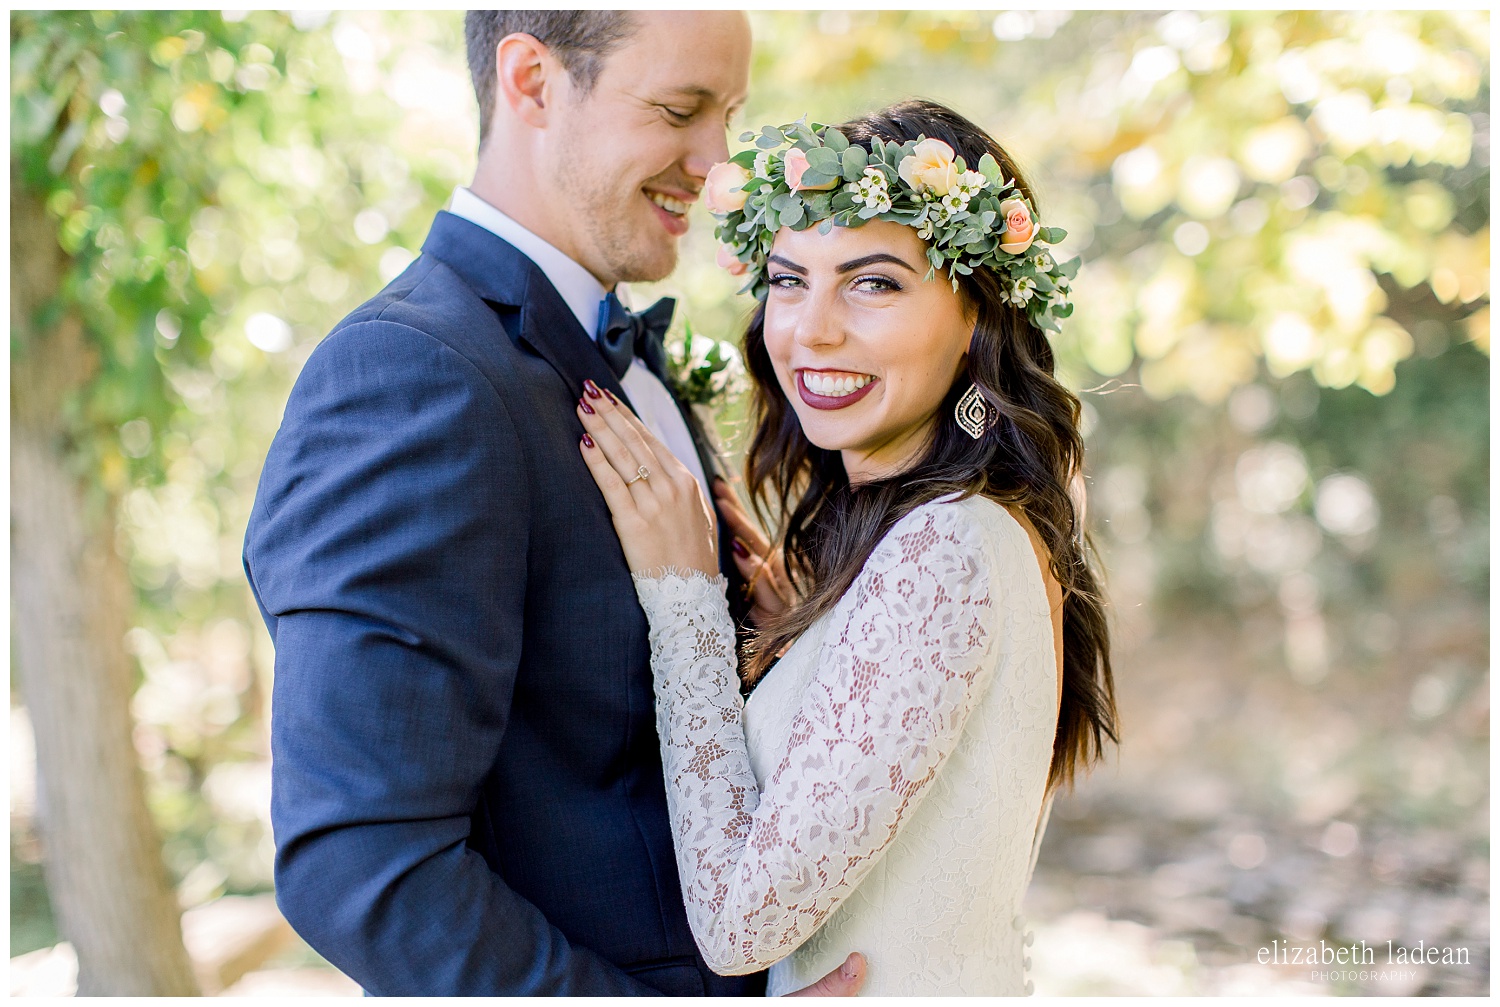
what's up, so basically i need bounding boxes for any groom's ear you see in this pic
[494,32,558,130]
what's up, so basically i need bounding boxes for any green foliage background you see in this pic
[11,10,1488,993]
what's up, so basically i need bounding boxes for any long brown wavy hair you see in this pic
[741,99,1117,791]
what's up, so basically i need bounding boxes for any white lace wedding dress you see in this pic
[634,494,1058,996]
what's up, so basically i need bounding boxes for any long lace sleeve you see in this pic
[633,503,1001,975]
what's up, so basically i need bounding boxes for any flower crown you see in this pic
[705,119,1080,334]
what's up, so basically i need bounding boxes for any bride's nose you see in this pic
[791,290,849,350]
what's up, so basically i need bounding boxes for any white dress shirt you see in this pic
[447,187,710,503]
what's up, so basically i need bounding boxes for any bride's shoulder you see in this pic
[896,492,1028,540]
[875,493,1028,568]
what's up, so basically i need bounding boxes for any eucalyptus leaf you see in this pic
[805,146,841,173]
[840,145,868,180]
[977,152,1003,186]
[804,192,833,217]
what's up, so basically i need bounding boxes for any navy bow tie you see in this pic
[596,292,675,381]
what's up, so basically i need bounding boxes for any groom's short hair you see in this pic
[465,11,638,146]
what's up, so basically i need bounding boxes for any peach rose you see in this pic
[781,148,839,191]
[998,197,1041,254]
[898,138,959,196]
[704,161,751,214]
[716,244,749,276]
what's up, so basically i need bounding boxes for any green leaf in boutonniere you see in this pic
[664,320,748,408]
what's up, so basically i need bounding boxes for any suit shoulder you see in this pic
[285,314,515,450]
[337,253,501,345]
[297,316,486,400]
[304,261,513,394]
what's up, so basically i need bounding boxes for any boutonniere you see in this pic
[665,321,748,408]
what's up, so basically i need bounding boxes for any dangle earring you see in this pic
[954,383,998,439]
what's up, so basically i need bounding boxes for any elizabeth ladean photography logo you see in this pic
[1259,938,1472,973]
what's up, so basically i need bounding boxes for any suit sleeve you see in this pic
[245,320,658,996]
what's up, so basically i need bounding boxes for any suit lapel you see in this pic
[513,271,633,409]
[423,211,744,596]
[419,211,631,408]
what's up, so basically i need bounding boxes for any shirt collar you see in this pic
[447,186,608,338]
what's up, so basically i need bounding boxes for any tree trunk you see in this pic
[11,184,200,995]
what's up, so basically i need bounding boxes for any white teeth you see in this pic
[648,192,688,215]
[804,372,873,397]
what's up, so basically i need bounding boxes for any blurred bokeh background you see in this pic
[10,10,1487,996]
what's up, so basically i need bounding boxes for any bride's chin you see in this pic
[797,422,853,455]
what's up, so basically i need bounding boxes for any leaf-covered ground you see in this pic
[1026,615,1488,997]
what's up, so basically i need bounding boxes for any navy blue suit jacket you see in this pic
[244,212,763,996]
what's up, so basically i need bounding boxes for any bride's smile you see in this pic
[763,218,976,484]
[795,368,877,407]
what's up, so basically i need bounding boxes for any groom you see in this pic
[244,10,863,997]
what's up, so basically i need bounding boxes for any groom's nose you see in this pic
[681,119,732,184]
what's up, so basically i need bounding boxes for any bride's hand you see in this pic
[577,380,718,579]
[713,477,795,626]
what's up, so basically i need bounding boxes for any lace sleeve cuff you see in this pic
[631,568,733,675]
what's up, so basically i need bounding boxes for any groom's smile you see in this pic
[644,185,695,237]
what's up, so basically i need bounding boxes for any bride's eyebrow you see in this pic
[836,253,918,274]
[767,254,806,274]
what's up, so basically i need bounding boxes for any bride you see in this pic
[576,99,1117,996]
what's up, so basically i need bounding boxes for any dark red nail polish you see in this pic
[579,397,595,415]
[732,538,750,558]
[603,389,619,405]
[584,379,603,399]
[582,432,595,448]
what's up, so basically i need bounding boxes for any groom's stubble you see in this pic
[550,125,685,285]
